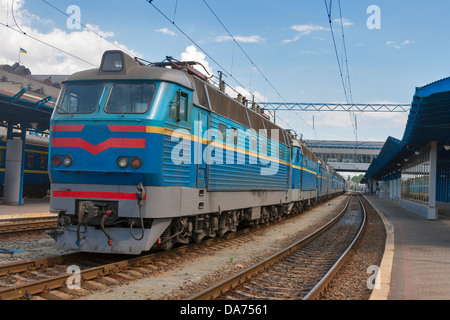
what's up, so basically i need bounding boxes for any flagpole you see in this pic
[18,48,27,65]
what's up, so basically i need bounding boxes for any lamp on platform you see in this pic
[444,145,450,151]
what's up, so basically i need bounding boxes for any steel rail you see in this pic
[302,193,367,300]
[0,209,303,300]
[0,216,58,234]
[0,193,347,300]
[187,194,354,300]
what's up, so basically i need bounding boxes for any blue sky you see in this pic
[2,0,450,143]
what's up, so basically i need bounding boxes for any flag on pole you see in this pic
[20,47,27,54]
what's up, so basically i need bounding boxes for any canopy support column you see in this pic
[428,140,438,220]
[3,123,26,206]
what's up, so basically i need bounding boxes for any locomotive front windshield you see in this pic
[57,83,104,114]
[57,82,157,114]
[105,83,156,114]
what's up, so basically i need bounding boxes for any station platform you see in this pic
[365,195,450,300]
[0,198,54,220]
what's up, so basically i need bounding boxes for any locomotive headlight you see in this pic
[62,155,73,167]
[51,155,62,167]
[130,157,142,169]
[117,156,129,168]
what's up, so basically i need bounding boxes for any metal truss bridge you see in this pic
[259,103,410,112]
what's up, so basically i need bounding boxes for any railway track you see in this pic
[0,215,58,234]
[0,194,348,300]
[0,212,300,300]
[188,192,367,300]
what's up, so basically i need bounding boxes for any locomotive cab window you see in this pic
[169,90,189,122]
[105,83,156,114]
[57,83,104,114]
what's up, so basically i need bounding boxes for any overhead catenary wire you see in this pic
[337,0,358,163]
[145,1,257,103]
[200,0,317,135]
[39,0,137,58]
[147,0,297,132]
[324,0,359,165]
[324,0,350,105]
[337,0,353,105]
[0,20,97,68]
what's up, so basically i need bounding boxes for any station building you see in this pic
[363,76,450,220]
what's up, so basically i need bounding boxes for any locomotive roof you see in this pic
[63,50,291,146]
[63,51,193,90]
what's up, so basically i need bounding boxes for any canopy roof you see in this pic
[364,76,450,181]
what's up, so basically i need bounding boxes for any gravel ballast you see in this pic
[0,194,387,300]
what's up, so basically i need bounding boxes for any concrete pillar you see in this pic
[428,141,438,220]
[3,125,26,206]
[379,181,389,198]
[389,179,394,199]
[396,177,401,201]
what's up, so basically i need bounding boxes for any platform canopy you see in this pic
[364,76,450,181]
[363,136,405,181]
[0,88,54,133]
[402,76,450,146]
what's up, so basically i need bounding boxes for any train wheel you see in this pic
[160,228,173,251]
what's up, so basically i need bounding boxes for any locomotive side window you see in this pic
[57,84,104,114]
[169,90,189,121]
[218,123,227,141]
[179,93,188,121]
[230,127,238,146]
[169,92,178,119]
[105,83,156,114]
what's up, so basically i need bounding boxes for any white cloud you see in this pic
[292,24,328,34]
[213,35,265,44]
[332,18,354,27]
[0,0,138,74]
[155,28,176,36]
[283,24,328,44]
[386,40,415,50]
[179,46,269,105]
[180,45,213,76]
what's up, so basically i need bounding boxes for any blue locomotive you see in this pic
[48,50,344,254]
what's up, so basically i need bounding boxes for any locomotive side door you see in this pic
[196,109,209,189]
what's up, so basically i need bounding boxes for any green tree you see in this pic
[351,174,365,183]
